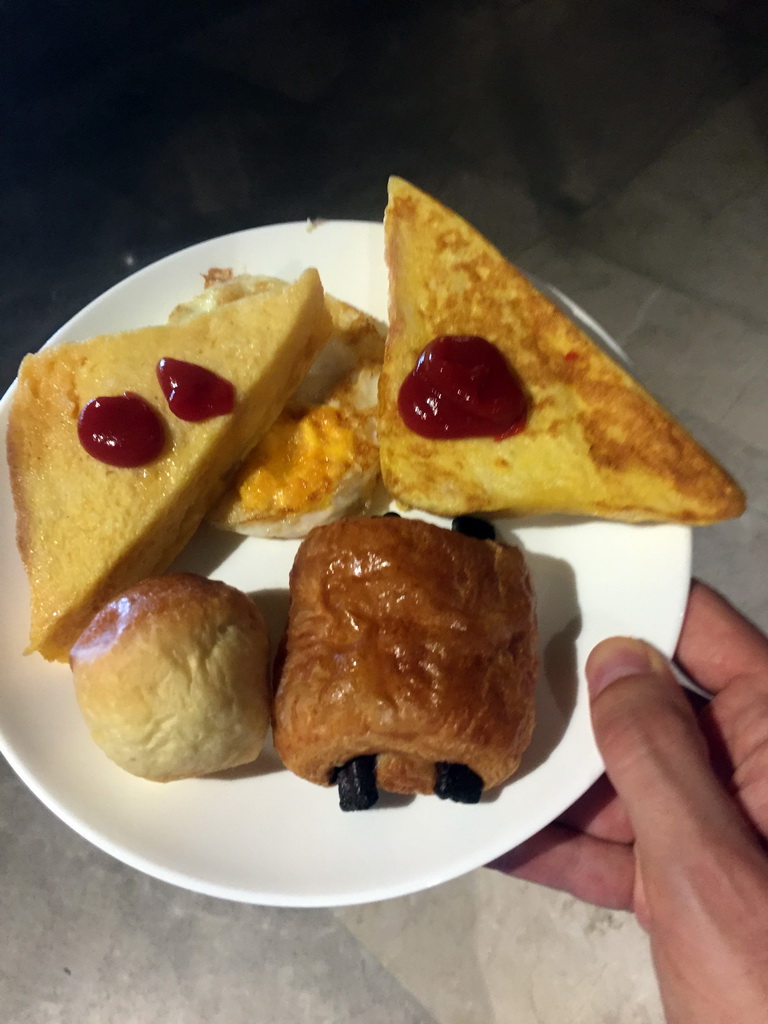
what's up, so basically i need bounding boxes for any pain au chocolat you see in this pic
[378,176,745,524]
[7,270,332,661]
[272,516,539,810]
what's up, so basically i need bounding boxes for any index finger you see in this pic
[675,580,768,695]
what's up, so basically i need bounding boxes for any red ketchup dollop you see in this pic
[397,335,527,440]
[77,393,165,467]
[156,357,235,422]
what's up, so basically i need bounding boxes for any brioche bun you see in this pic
[70,573,270,782]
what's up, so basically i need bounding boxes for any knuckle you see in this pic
[707,680,768,768]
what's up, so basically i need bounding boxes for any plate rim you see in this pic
[0,219,692,906]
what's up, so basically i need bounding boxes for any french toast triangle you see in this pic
[379,176,746,524]
[7,269,332,662]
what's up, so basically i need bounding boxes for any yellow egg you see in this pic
[170,273,386,538]
[237,406,357,515]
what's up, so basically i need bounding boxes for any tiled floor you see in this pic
[2,2,768,1022]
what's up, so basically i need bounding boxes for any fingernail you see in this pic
[586,638,655,699]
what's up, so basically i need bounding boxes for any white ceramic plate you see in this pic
[0,221,691,906]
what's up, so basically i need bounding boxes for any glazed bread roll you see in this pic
[273,516,538,808]
[70,573,271,782]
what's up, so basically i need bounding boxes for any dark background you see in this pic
[3,6,768,1020]
[2,0,767,388]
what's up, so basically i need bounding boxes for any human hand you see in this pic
[490,580,768,1023]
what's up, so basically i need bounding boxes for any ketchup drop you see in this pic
[77,393,165,467]
[157,357,235,421]
[397,336,528,440]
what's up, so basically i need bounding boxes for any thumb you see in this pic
[586,638,757,868]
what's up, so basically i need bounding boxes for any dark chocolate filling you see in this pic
[434,762,484,803]
[333,755,379,811]
[451,515,495,541]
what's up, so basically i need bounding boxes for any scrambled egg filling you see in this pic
[236,406,357,516]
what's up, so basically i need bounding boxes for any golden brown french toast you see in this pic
[171,274,385,538]
[7,269,332,661]
[379,176,745,524]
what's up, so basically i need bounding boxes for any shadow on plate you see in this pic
[496,513,598,532]
[206,739,285,781]
[249,587,290,656]
[374,790,417,811]
[170,523,245,577]
[501,544,581,786]
[494,512,662,533]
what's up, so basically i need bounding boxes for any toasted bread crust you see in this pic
[379,177,745,524]
[7,270,332,661]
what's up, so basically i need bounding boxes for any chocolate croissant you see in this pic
[272,516,538,809]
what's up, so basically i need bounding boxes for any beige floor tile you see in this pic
[666,183,768,326]
[576,74,768,326]
[516,241,660,345]
[719,355,768,452]
[619,87,768,218]
[619,287,768,434]
[684,417,768,631]
[696,505,768,633]
[441,170,544,260]
[336,870,664,1024]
